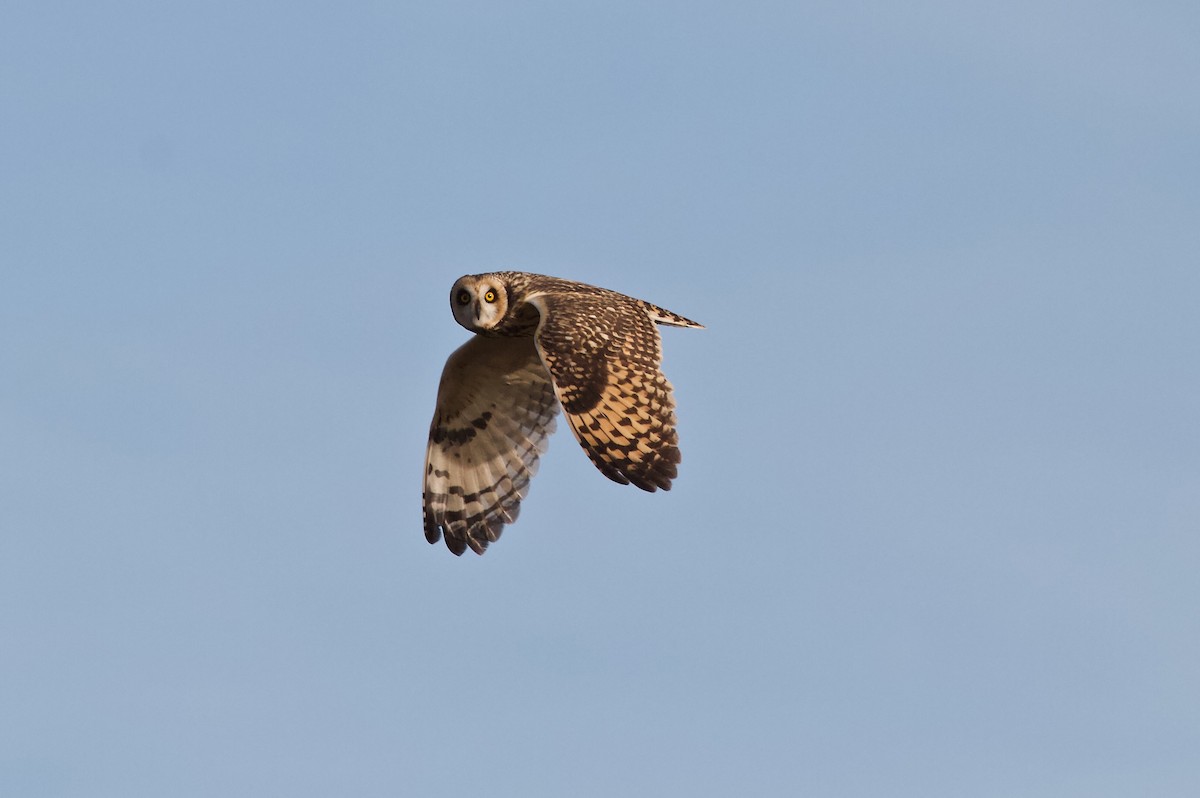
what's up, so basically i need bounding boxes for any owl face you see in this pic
[449,275,508,332]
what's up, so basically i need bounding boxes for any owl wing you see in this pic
[423,335,559,555]
[528,293,683,492]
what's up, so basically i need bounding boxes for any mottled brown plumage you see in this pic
[423,271,702,555]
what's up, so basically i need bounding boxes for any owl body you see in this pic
[423,271,702,556]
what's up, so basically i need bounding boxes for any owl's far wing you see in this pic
[528,293,683,492]
[424,335,558,555]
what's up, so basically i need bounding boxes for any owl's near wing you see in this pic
[529,293,684,492]
[423,335,558,555]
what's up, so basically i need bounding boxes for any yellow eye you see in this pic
[483,290,497,303]
[456,290,471,305]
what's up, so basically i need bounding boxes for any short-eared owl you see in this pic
[423,271,702,555]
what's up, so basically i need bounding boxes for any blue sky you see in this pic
[2,2,1198,796]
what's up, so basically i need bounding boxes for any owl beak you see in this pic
[472,300,482,321]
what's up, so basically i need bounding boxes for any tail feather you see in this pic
[642,301,704,329]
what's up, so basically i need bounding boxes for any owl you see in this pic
[423,271,703,555]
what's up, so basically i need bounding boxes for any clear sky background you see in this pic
[2,2,1198,796]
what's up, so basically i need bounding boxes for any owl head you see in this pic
[449,274,508,332]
